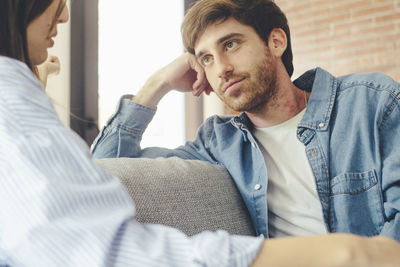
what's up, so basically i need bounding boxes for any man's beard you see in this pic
[216,51,277,113]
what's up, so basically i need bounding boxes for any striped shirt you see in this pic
[0,56,263,267]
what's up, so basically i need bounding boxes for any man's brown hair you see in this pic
[181,0,294,77]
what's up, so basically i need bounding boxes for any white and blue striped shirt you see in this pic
[0,56,263,267]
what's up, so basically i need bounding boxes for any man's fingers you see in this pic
[192,75,211,97]
[205,85,213,95]
[188,54,212,97]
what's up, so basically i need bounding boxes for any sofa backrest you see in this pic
[95,157,255,237]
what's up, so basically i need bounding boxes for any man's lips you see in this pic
[222,77,246,93]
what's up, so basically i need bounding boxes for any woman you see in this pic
[0,1,399,266]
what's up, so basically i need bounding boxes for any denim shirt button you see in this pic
[318,122,325,128]
[254,184,262,190]
[312,149,317,156]
[233,117,242,126]
[251,142,256,148]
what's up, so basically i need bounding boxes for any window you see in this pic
[98,0,185,148]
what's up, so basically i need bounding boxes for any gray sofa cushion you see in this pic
[95,157,255,237]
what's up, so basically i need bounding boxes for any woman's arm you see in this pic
[253,234,400,267]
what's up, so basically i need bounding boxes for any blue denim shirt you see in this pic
[92,68,400,241]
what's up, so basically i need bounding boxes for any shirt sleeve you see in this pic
[0,60,264,266]
[378,82,400,242]
[91,96,218,163]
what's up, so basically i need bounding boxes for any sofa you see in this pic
[95,157,256,237]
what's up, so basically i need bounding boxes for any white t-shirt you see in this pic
[253,109,327,237]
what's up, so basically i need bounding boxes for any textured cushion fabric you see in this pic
[95,157,255,237]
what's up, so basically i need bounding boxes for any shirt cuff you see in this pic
[107,94,157,132]
[191,230,264,267]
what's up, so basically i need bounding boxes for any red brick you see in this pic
[359,43,395,56]
[373,0,394,3]
[308,0,332,10]
[380,32,400,42]
[294,25,331,37]
[357,23,396,35]
[352,4,393,18]
[281,2,312,15]
[313,13,350,26]
[376,13,400,23]
[333,57,375,69]
[333,18,373,32]
[281,0,400,81]
[333,37,376,51]
[376,51,400,64]
[330,0,369,14]
[369,64,397,74]
[334,41,395,59]
[294,42,332,54]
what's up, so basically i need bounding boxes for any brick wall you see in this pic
[275,0,400,81]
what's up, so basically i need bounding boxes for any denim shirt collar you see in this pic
[297,67,338,132]
[231,113,254,142]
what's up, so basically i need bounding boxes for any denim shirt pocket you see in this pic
[329,169,385,236]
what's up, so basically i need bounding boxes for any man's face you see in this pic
[194,18,277,112]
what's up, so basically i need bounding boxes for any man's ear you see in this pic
[267,28,287,57]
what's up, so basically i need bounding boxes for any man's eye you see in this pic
[202,56,212,66]
[226,40,237,50]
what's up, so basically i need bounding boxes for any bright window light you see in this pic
[99,0,185,148]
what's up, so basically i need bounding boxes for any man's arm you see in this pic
[91,53,215,161]
[377,81,400,242]
[134,52,212,108]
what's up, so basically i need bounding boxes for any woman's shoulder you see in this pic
[0,56,39,87]
[0,57,59,129]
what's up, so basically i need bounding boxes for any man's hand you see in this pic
[252,234,400,267]
[133,53,213,108]
[36,55,61,88]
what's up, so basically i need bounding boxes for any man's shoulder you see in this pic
[197,114,238,138]
[203,114,235,127]
[337,72,399,94]
[195,114,246,150]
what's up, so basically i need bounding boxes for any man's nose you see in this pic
[216,55,233,80]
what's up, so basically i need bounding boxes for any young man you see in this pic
[92,0,399,244]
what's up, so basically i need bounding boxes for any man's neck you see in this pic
[246,72,307,128]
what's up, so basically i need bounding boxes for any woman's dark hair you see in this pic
[0,0,64,70]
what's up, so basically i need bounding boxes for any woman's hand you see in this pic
[36,55,60,88]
